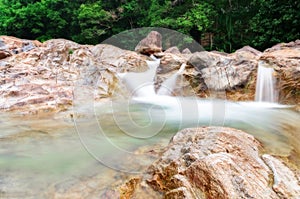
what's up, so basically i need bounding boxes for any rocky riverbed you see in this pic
[1,33,299,114]
[0,31,300,198]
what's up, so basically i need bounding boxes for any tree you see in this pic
[248,0,300,50]
[0,0,81,41]
[74,1,114,44]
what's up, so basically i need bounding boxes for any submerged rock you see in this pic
[121,127,300,198]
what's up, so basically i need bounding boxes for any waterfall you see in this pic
[255,61,278,102]
[118,55,186,97]
[157,63,186,95]
[117,55,160,97]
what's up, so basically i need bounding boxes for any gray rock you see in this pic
[182,48,192,54]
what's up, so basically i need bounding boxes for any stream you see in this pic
[0,99,299,198]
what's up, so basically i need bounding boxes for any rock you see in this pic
[187,47,260,91]
[164,46,180,54]
[262,154,300,197]
[135,31,162,55]
[0,50,11,59]
[188,51,216,70]
[153,46,260,97]
[1,36,299,113]
[158,53,187,74]
[119,178,140,199]
[264,39,300,53]
[0,38,148,114]
[124,127,300,198]
[0,36,41,59]
[153,52,199,96]
[182,48,192,54]
[260,40,300,104]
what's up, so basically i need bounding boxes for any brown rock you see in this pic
[125,127,300,198]
[264,39,300,53]
[135,31,162,55]
[0,50,11,59]
[260,40,300,104]
[119,178,140,199]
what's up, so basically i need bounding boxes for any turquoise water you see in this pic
[0,109,176,198]
[0,100,299,198]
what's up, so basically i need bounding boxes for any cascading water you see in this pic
[255,61,278,102]
[116,57,300,163]
[157,63,186,95]
[0,55,299,197]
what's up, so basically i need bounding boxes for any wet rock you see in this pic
[153,52,198,96]
[135,31,162,55]
[188,51,216,70]
[260,40,300,104]
[122,127,300,198]
[264,39,300,53]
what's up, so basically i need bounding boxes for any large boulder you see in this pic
[0,36,42,59]
[259,40,300,105]
[0,38,148,114]
[188,46,261,91]
[135,31,162,55]
[121,127,300,198]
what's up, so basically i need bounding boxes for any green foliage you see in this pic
[75,1,114,44]
[248,0,300,50]
[0,0,299,52]
[0,0,80,40]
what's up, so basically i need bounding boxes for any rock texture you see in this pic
[188,46,261,90]
[121,127,300,198]
[0,36,42,59]
[1,35,299,113]
[135,31,162,55]
[154,45,261,98]
[259,40,300,105]
[0,38,148,114]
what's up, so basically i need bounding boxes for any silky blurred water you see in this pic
[0,99,299,198]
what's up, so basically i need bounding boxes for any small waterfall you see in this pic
[255,62,278,102]
[118,55,185,97]
[157,63,186,95]
[117,55,160,97]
